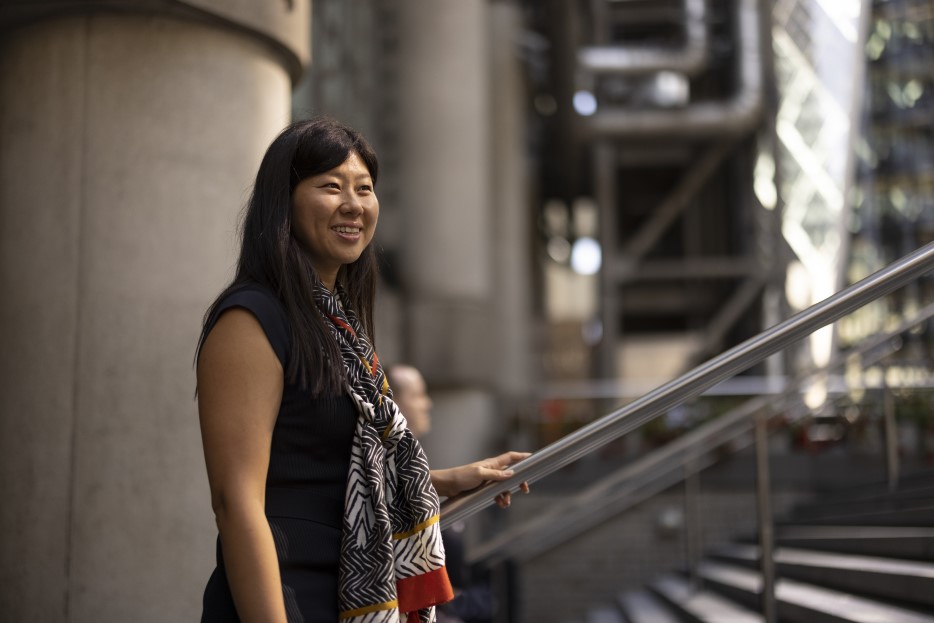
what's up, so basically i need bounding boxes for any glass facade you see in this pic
[843,0,934,347]
[771,0,868,367]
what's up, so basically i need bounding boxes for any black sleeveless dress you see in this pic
[200,284,356,623]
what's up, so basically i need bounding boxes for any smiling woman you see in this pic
[291,151,379,290]
[194,117,529,623]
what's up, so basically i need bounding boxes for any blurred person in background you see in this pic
[388,364,525,623]
[385,365,433,440]
[195,116,529,623]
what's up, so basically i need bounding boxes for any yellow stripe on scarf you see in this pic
[339,599,399,619]
[393,514,440,540]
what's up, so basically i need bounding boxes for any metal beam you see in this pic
[616,140,737,278]
[615,256,761,282]
[688,277,765,365]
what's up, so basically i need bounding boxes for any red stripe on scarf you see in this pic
[397,566,454,620]
[328,314,356,336]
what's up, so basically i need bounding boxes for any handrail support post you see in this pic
[684,458,702,593]
[882,373,900,493]
[754,410,777,622]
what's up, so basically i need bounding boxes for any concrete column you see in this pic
[395,0,491,305]
[0,3,307,621]
[490,1,534,400]
[389,1,534,465]
[391,0,498,465]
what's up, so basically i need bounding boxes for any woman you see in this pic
[196,117,528,623]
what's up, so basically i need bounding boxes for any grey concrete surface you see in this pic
[0,8,300,622]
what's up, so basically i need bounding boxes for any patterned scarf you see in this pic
[314,283,453,623]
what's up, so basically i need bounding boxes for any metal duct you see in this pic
[583,0,763,138]
[578,0,709,76]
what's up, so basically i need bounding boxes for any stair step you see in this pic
[785,504,934,526]
[776,525,934,561]
[586,605,625,623]
[792,486,934,521]
[698,560,934,623]
[812,470,934,502]
[649,573,765,622]
[709,543,934,607]
[617,589,682,623]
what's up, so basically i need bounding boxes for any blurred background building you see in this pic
[1,0,932,622]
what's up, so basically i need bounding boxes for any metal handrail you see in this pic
[440,242,934,529]
[466,300,934,563]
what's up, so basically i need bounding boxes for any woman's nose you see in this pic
[340,193,364,214]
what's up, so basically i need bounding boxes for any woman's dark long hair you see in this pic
[197,116,380,395]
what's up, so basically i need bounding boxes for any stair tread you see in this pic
[809,482,934,505]
[771,525,934,559]
[586,605,625,623]
[793,495,934,519]
[777,525,934,540]
[699,561,934,622]
[790,505,934,525]
[713,543,934,577]
[652,574,765,622]
[800,501,934,513]
[617,589,681,623]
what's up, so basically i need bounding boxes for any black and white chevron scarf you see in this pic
[314,283,453,623]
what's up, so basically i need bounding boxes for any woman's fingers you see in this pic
[480,466,515,482]
[485,453,531,506]
[488,451,531,469]
[492,481,530,509]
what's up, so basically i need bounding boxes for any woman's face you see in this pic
[291,151,379,290]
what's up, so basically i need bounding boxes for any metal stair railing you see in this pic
[465,299,934,565]
[440,242,934,528]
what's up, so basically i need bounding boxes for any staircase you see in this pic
[578,469,934,623]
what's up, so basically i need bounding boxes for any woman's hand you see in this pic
[431,451,531,508]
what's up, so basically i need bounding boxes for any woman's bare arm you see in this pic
[198,308,287,622]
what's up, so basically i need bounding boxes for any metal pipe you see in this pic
[578,0,709,76]
[440,242,934,529]
[583,0,762,138]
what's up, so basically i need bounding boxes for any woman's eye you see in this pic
[359,185,373,193]
[323,182,340,190]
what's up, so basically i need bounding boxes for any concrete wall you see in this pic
[0,4,305,621]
